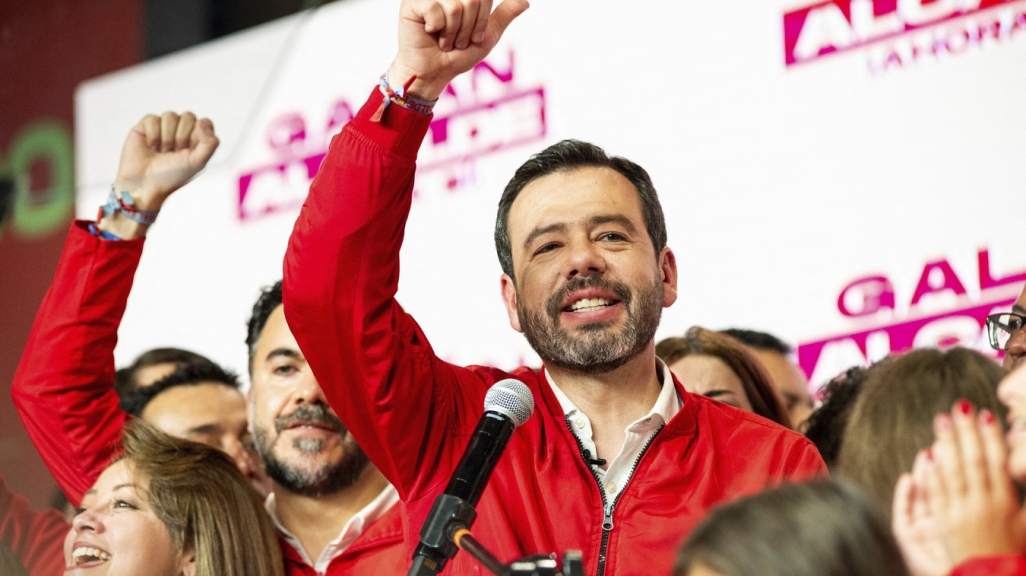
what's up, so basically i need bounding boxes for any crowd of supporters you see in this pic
[5,0,1026,575]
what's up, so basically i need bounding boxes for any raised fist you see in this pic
[114,111,219,213]
[389,0,529,102]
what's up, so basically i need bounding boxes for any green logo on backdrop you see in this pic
[1,120,74,240]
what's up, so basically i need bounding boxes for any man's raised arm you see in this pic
[12,113,218,503]
[282,0,527,501]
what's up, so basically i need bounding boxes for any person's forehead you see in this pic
[86,459,137,501]
[255,305,300,356]
[144,383,245,422]
[508,166,645,240]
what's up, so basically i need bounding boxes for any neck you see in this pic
[271,465,390,561]
[547,344,663,462]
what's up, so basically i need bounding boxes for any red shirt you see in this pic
[283,88,828,576]
[0,475,67,576]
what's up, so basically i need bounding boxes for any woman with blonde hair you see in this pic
[64,420,282,576]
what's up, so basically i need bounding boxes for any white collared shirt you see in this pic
[265,484,399,574]
[546,361,681,507]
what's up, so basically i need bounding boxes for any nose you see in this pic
[71,506,103,534]
[1006,329,1026,369]
[292,372,328,406]
[563,237,606,279]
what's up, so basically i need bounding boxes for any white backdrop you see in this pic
[75,0,1026,390]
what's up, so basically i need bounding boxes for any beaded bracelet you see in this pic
[370,71,438,122]
[97,186,159,226]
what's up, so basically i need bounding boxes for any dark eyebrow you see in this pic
[523,222,567,252]
[588,214,638,234]
[1014,305,1026,315]
[185,423,221,436]
[265,348,305,363]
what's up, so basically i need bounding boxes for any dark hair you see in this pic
[114,347,214,398]
[802,366,870,469]
[246,280,283,374]
[121,362,240,417]
[838,347,1007,515]
[657,327,792,428]
[674,480,909,576]
[494,140,666,281]
[720,329,792,355]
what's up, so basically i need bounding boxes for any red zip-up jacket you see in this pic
[283,88,828,576]
[0,475,67,576]
[11,223,406,575]
[952,556,1026,576]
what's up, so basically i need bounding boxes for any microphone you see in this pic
[409,378,535,576]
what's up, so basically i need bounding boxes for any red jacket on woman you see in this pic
[283,88,828,576]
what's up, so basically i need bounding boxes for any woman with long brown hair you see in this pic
[657,326,792,428]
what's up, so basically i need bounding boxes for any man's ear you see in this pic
[660,247,678,308]
[178,546,196,576]
[500,273,523,333]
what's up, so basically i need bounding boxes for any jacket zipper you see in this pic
[565,415,664,576]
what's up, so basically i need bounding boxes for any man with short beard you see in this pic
[283,0,827,574]
[245,281,406,573]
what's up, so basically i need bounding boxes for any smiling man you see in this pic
[244,281,404,574]
[283,0,825,574]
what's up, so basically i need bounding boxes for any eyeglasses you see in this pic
[985,313,1026,350]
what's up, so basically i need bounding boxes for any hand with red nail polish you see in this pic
[905,403,1026,572]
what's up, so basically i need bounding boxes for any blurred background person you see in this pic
[113,347,214,398]
[802,365,871,469]
[658,326,792,428]
[674,480,910,576]
[1,474,66,576]
[838,347,1006,517]
[722,328,814,430]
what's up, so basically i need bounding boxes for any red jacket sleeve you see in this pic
[283,90,492,502]
[11,222,142,505]
[0,475,68,576]
[951,555,1026,576]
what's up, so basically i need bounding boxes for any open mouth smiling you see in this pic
[71,544,111,567]
[566,297,616,313]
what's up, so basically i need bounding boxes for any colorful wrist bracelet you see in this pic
[370,71,438,122]
[97,186,159,225]
[87,222,123,241]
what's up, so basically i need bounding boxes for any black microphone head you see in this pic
[484,379,534,428]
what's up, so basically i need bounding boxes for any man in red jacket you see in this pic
[12,112,404,574]
[282,1,827,575]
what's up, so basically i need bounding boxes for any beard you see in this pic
[518,274,663,374]
[253,402,370,497]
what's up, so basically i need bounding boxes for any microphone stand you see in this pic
[453,528,585,576]
[407,493,584,576]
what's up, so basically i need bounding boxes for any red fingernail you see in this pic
[926,447,934,460]
[981,410,995,424]
[957,400,972,415]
